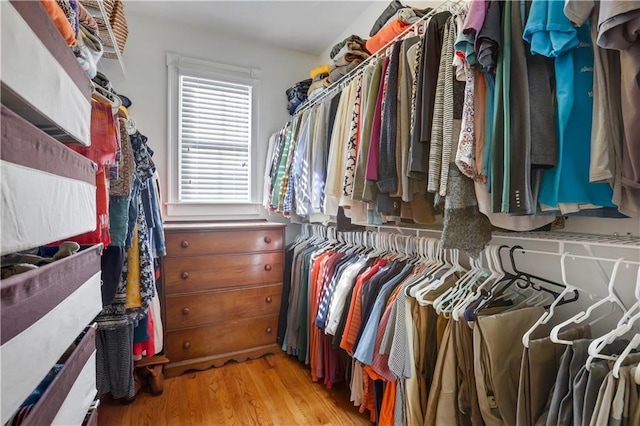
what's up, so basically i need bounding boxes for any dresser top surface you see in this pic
[164,221,286,232]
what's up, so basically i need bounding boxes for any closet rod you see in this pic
[293,0,465,115]
[515,248,640,266]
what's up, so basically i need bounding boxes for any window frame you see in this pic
[166,52,262,220]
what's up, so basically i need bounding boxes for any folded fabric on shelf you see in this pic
[366,19,411,54]
[310,64,331,79]
[286,79,313,115]
[330,34,369,60]
[329,41,370,83]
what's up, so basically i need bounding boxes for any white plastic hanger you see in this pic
[452,245,503,321]
[613,334,640,379]
[406,238,443,297]
[550,257,627,346]
[414,246,455,304]
[522,252,578,348]
[434,256,478,314]
[417,249,465,303]
[586,264,640,367]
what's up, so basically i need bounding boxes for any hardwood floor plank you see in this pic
[98,353,370,426]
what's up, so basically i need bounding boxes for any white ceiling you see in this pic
[123,1,374,55]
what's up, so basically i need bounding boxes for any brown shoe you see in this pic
[146,365,165,396]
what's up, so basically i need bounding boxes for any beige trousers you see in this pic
[474,306,545,426]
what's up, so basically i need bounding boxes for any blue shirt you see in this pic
[524,0,615,207]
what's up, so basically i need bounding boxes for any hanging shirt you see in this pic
[524,0,615,208]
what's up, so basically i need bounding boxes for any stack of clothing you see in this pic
[39,0,104,78]
[308,64,331,100]
[286,78,312,115]
[366,6,432,53]
[329,35,370,83]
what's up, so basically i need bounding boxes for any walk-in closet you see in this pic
[1,0,639,425]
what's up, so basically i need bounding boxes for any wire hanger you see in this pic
[550,257,627,346]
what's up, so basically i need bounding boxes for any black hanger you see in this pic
[472,245,579,316]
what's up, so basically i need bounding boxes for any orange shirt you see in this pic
[40,0,77,46]
[309,251,332,382]
[366,20,411,54]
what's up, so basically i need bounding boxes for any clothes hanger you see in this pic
[508,246,573,294]
[410,242,452,300]
[91,83,122,114]
[435,255,483,316]
[522,252,579,347]
[469,245,520,316]
[474,245,578,316]
[550,257,627,346]
[417,248,466,305]
[586,265,640,367]
[405,238,440,296]
[452,245,503,321]
[612,334,640,379]
[434,256,476,312]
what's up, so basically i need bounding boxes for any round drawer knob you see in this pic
[181,271,190,279]
[265,296,273,303]
[264,264,272,271]
[182,307,190,315]
[266,327,273,334]
[181,240,189,248]
[264,236,272,244]
[183,341,191,349]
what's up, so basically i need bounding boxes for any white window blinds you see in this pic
[178,75,252,202]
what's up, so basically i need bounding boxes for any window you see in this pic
[167,53,261,219]
[179,75,251,202]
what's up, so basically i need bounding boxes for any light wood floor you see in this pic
[98,353,371,426]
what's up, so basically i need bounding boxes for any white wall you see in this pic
[100,8,319,220]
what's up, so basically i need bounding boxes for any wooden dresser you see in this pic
[162,222,285,377]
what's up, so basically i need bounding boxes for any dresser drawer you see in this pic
[166,316,279,362]
[166,284,282,330]
[164,253,283,294]
[166,228,283,257]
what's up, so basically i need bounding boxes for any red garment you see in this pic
[313,252,343,382]
[59,101,120,246]
[70,101,119,168]
[133,310,155,357]
[51,167,110,246]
